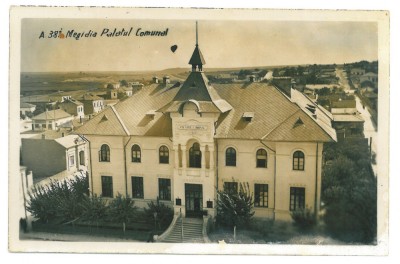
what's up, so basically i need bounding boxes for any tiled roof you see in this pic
[262,109,333,142]
[362,72,378,77]
[79,94,104,101]
[332,114,364,122]
[212,82,333,141]
[74,105,129,136]
[161,71,232,113]
[61,99,83,106]
[20,102,36,108]
[31,109,72,120]
[189,45,206,65]
[55,135,85,148]
[76,78,335,142]
[331,100,356,109]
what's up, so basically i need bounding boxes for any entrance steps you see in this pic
[161,217,204,243]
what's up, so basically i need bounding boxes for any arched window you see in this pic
[159,145,169,164]
[256,149,267,168]
[189,142,201,168]
[132,144,141,163]
[225,147,236,166]
[293,151,305,171]
[99,144,110,162]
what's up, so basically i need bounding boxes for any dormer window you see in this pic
[242,112,254,122]
[293,117,304,128]
[146,110,156,119]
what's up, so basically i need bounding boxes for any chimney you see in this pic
[249,75,255,82]
[153,76,159,84]
[163,76,170,85]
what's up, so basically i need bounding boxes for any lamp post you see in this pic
[153,212,158,233]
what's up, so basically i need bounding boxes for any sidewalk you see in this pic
[20,231,142,242]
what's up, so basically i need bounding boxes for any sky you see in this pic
[21,18,378,72]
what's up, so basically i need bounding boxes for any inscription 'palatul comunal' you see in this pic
[178,124,207,130]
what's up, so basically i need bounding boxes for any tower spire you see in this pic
[189,21,206,72]
[196,21,198,46]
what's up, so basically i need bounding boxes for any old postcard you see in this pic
[9,6,389,255]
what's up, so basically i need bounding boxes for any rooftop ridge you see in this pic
[111,105,130,136]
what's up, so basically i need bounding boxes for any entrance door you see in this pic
[185,184,203,218]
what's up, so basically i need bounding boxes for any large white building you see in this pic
[76,30,336,221]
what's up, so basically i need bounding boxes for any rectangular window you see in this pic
[42,124,46,129]
[290,187,305,211]
[101,176,113,198]
[48,123,53,129]
[79,151,85,166]
[132,176,144,199]
[69,155,75,167]
[224,182,238,195]
[35,124,40,128]
[158,178,171,201]
[254,184,268,207]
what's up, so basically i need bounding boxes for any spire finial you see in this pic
[196,21,198,46]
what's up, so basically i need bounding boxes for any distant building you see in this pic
[59,99,84,119]
[21,135,88,180]
[78,94,104,115]
[331,114,365,140]
[330,99,357,114]
[360,72,378,88]
[20,102,36,116]
[31,109,73,131]
[350,68,365,76]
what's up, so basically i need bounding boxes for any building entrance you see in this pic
[185,184,203,218]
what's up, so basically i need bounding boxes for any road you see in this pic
[335,67,378,176]
[355,96,378,176]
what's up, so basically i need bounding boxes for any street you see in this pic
[335,67,378,176]
[355,95,378,176]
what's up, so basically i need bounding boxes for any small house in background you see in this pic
[330,99,357,114]
[331,114,365,141]
[20,102,36,116]
[360,72,378,88]
[350,68,365,76]
[21,134,88,181]
[31,109,73,131]
[78,94,104,115]
[59,98,84,119]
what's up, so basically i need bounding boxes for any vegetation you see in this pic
[143,197,174,232]
[119,79,129,87]
[107,194,137,236]
[322,141,377,243]
[26,172,89,223]
[216,182,254,229]
[290,207,316,230]
[79,194,108,231]
[26,174,173,239]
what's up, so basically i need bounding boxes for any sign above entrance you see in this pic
[178,124,207,130]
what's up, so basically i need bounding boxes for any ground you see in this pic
[208,222,346,245]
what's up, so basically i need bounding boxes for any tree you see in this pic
[26,173,89,224]
[120,80,128,87]
[216,182,254,238]
[80,194,108,232]
[322,142,376,243]
[144,197,173,232]
[107,194,137,236]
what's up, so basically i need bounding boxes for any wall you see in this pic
[21,138,66,179]
[274,142,323,221]
[217,139,276,218]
